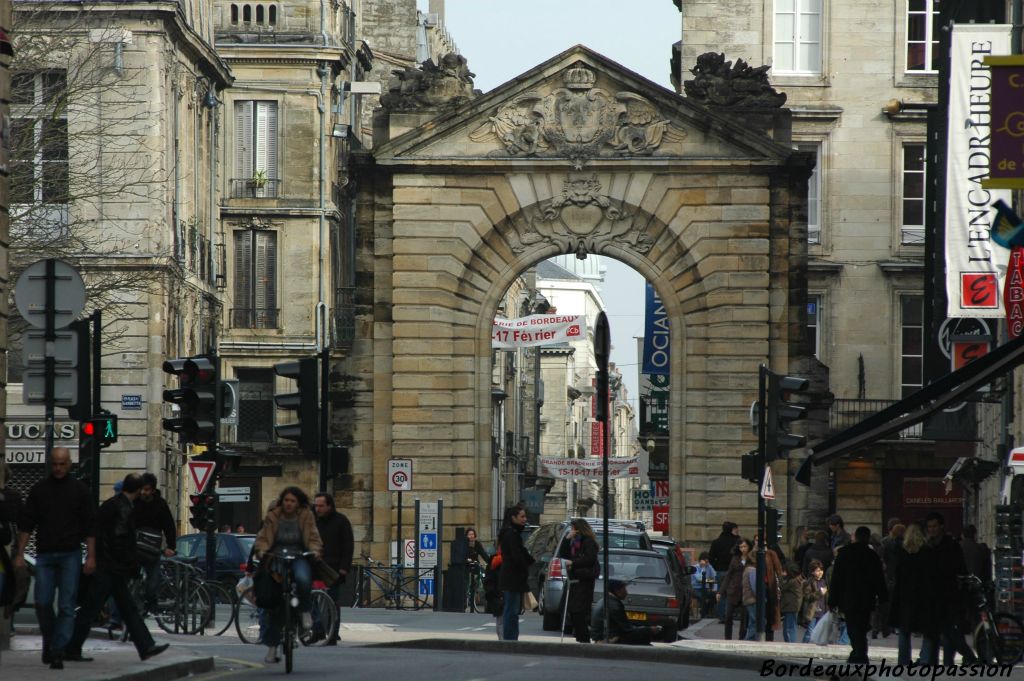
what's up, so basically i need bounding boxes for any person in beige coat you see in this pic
[253,486,323,664]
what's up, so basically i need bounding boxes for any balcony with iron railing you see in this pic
[231,307,279,329]
[829,398,923,439]
[334,286,355,349]
[230,178,281,199]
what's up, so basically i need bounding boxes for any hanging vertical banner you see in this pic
[641,283,669,375]
[983,56,1024,190]
[945,24,1012,318]
[1005,247,1024,339]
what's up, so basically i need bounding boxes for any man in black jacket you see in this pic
[314,492,354,645]
[13,447,96,669]
[708,521,738,621]
[927,512,978,665]
[133,473,176,610]
[828,526,887,663]
[498,504,533,641]
[65,474,169,664]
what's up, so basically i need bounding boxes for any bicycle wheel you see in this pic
[994,612,1024,665]
[301,590,337,647]
[154,580,211,635]
[203,581,237,636]
[283,606,294,674]
[472,574,485,613]
[234,588,263,644]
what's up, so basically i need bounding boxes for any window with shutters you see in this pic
[11,70,69,206]
[906,0,940,73]
[233,229,278,328]
[900,143,926,245]
[900,295,924,398]
[798,142,822,244]
[236,368,275,443]
[774,0,822,75]
[233,101,279,198]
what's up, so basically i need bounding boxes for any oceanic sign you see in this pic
[642,282,669,375]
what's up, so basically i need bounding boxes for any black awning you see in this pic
[796,332,1024,484]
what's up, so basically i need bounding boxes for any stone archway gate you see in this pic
[342,46,813,552]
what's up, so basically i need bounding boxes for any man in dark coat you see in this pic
[314,492,354,645]
[497,504,533,640]
[65,474,169,664]
[828,526,887,663]
[132,473,176,610]
[708,521,738,621]
[926,512,978,664]
[14,447,96,669]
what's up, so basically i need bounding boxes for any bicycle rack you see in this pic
[353,565,435,609]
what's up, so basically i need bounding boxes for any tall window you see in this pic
[233,229,278,328]
[901,143,926,245]
[900,295,924,398]
[807,294,821,358]
[234,101,278,196]
[799,143,822,244]
[236,368,274,442]
[774,0,822,75]
[11,70,68,205]
[907,0,941,72]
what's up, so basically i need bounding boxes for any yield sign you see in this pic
[189,460,216,494]
[760,465,775,500]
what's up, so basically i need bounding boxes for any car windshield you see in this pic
[608,554,669,582]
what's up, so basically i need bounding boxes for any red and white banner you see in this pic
[539,455,640,480]
[652,480,669,533]
[491,314,584,349]
[945,24,1012,318]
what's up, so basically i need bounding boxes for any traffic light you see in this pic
[766,506,784,546]
[66,318,92,421]
[741,450,762,483]
[765,371,809,461]
[86,413,118,449]
[162,355,218,445]
[188,493,217,531]
[274,357,319,455]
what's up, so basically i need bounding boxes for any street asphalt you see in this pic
[3,608,1022,680]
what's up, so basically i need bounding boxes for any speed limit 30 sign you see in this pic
[388,458,413,491]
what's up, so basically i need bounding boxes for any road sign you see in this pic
[417,501,439,569]
[388,458,413,491]
[23,367,78,405]
[760,466,776,500]
[189,460,216,493]
[419,532,437,550]
[419,578,434,596]
[218,494,250,503]
[216,486,251,496]
[14,259,86,329]
[22,329,78,367]
[404,539,415,567]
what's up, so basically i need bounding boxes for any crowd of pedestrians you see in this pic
[707,512,993,664]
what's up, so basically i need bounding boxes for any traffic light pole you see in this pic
[90,310,102,506]
[319,346,329,489]
[43,259,56,463]
[756,364,767,641]
[206,351,221,582]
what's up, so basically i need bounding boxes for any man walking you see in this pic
[13,447,95,669]
[708,521,738,621]
[926,512,978,664]
[65,474,169,664]
[133,472,176,610]
[828,526,887,663]
[313,492,354,645]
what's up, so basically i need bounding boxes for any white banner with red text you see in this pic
[491,315,585,349]
[539,455,640,480]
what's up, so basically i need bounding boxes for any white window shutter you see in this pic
[235,101,253,179]
[255,102,278,179]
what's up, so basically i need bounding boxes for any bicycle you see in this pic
[960,574,1024,665]
[235,576,336,648]
[351,554,430,610]
[260,550,316,674]
[466,561,485,613]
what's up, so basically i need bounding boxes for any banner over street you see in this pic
[492,314,584,349]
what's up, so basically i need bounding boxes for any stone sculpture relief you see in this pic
[682,52,787,109]
[469,62,685,169]
[380,53,480,112]
[502,174,654,257]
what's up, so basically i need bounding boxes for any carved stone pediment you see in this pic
[469,62,686,169]
[380,53,481,112]
[500,173,654,257]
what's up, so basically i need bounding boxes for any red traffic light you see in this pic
[82,421,96,436]
[189,494,203,505]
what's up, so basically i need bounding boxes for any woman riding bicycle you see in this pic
[465,528,490,568]
[253,487,323,664]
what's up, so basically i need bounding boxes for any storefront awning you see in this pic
[796,332,1024,485]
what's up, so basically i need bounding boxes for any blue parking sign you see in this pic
[419,578,434,595]
[419,532,437,550]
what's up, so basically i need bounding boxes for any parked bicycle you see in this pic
[351,553,430,610]
[960,574,1024,665]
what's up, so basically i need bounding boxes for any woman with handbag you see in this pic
[253,487,323,664]
[557,518,599,643]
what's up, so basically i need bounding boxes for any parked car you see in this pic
[590,548,684,642]
[525,518,653,630]
[175,532,255,586]
[649,536,696,630]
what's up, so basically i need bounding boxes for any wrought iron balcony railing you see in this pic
[829,398,922,439]
[231,307,279,329]
[230,178,281,198]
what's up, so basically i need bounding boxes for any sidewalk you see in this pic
[0,632,213,681]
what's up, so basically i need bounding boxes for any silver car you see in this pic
[589,548,685,642]
[531,519,653,631]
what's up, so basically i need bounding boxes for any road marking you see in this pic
[457,626,476,631]
[193,657,263,680]
[524,661,541,667]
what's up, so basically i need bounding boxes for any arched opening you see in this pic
[242,4,251,22]
[255,5,264,23]
[230,4,238,24]
[269,5,277,25]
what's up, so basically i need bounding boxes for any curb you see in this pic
[74,657,217,681]
[365,637,782,669]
